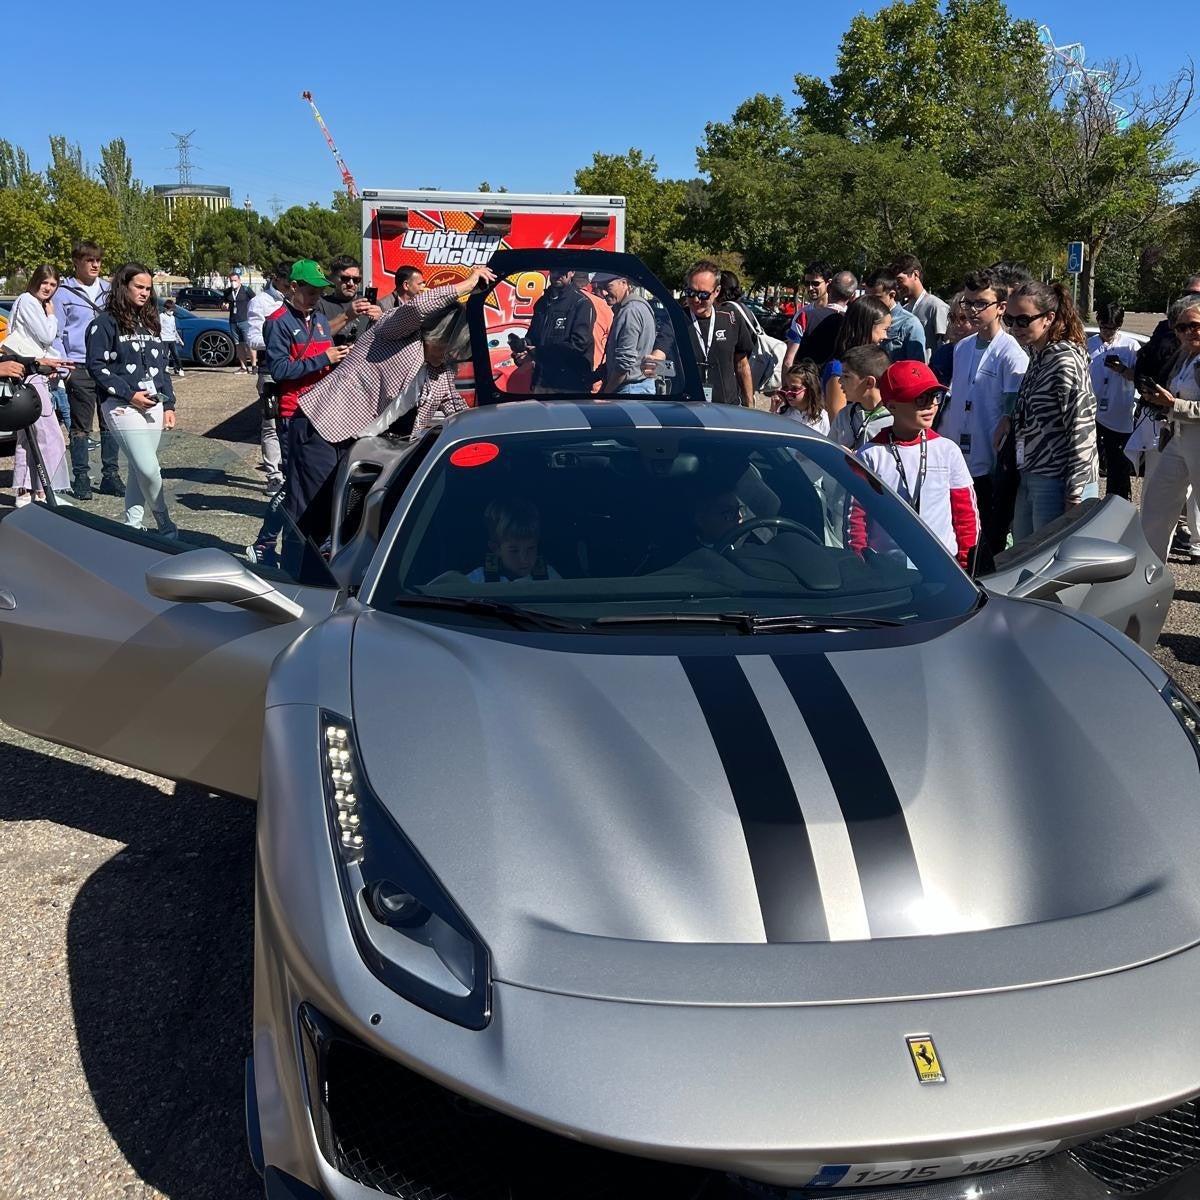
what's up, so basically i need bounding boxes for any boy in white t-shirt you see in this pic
[939,268,1027,554]
[1087,302,1140,500]
[850,361,979,569]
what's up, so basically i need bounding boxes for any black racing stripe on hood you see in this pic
[772,654,924,937]
[577,403,635,429]
[681,655,829,943]
[651,401,705,428]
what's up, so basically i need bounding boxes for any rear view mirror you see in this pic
[1009,535,1136,601]
[146,548,303,623]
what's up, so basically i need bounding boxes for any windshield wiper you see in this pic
[592,612,903,633]
[593,612,759,631]
[747,613,904,632]
[391,594,585,632]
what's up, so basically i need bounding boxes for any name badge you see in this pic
[702,386,714,403]
[139,378,158,398]
[960,433,972,455]
[1099,397,1109,412]
[1015,437,1026,469]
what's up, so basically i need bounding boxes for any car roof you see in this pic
[436,400,825,440]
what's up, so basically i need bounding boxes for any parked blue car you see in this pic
[166,304,236,368]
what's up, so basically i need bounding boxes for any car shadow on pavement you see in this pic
[0,739,261,1199]
[1158,631,1200,666]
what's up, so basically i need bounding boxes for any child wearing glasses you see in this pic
[774,361,829,434]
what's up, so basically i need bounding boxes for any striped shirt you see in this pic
[1013,340,1098,502]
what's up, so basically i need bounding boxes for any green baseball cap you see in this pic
[290,259,329,288]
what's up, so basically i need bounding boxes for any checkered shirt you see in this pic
[298,284,462,443]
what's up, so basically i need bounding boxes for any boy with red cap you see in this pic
[849,361,979,569]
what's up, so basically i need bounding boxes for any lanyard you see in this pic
[691,313,716,364]
[888,430,927,513]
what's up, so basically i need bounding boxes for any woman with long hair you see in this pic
[85,263,178,537]
[824,295,892,418]
[1004,280,1098,537]
[1139,293,1200,561]
[4,265,71,503]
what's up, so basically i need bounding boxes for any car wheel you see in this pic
[193,330,235,368]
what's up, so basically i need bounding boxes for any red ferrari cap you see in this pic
[880,360,947,405]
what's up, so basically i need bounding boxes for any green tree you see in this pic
[45,136,121,266]
[574,148,689,276]
[697,95,807,285]
[793,0,1047,177]
[193,207,272,275]
[159,196,212,278]
[0,139,34,190]
[264,204,358,270]
[996,61,1198,316]
[0,140,51,278]
[99,137,168,268]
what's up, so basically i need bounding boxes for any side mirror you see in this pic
[1009,535,1137,601]
[145,547,303,624]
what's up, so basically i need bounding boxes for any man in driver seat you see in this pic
[694,490,745,548]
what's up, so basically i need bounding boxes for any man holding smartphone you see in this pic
[1088,303,1141,501]
[319,255,383,346]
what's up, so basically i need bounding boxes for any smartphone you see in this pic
[1104,354,1123,369]
[365,286,378,304]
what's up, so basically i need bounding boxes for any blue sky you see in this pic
[8,0,1198,213]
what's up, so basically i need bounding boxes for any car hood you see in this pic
[349,600,1200,1003]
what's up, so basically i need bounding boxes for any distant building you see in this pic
[153,184,232,216]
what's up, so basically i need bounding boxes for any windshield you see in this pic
[369,428,978,627]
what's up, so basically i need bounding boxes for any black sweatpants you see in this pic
[1097,422,1132,500]
[66,368,121,484]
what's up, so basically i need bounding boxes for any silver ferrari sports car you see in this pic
[0,253,1195,1200]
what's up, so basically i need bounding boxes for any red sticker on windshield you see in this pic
[450,442,500,468]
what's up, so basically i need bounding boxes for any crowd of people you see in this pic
[5,239,1200,591]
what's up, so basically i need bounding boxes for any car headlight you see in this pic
[321,711,491,1030]
[1162,681,1200,766]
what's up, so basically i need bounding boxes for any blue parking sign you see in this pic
[1067,242,1084,274]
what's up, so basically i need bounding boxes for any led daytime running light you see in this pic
[325,722,365,864]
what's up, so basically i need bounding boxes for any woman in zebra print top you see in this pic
[1005,281,1099,538]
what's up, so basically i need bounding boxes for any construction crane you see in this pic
[300,90,360,199]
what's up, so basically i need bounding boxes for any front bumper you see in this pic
[253,704,1200,1197]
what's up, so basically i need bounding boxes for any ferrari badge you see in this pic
[906,1035,945,1084]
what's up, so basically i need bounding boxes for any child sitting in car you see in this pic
[467,497,562,583]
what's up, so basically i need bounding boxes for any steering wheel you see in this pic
[715,516,822,557]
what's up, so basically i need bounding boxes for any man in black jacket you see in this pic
[527,268,596,393]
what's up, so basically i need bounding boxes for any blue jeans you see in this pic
[1013,474,1099,541]
[617,378,655,395]
[51,384,70,425]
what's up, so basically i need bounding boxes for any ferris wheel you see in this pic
[1037,25,1132,130]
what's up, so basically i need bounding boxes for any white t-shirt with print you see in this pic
[1088,331,1140,434]
[942,330,1028,477]
[783,406,830,436]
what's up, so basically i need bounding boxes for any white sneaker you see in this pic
[177,370,186,378]
[15,491,31,508]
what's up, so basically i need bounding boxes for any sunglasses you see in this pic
[1002,310,1053,329]
[338,274,363,284]
[683,287,714,300]
[777,387,807,397]
[1175,321,1200,334]
[962,298,998,312]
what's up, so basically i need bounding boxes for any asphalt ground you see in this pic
[2,361,1200,1199]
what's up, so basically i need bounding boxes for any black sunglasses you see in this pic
[1002,310,1053,329]
[338,274,363,283]
[1175,321,1200,334]
[683,287,714,300]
